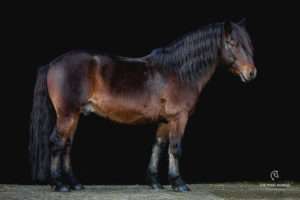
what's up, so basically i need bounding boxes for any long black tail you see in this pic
[29,65,55,183]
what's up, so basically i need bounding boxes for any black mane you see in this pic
[146,23,225,82]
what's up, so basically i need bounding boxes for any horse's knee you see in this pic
[156,137,167,148]
[170,140,182,158]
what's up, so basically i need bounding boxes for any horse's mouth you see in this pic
[239,73,250,83]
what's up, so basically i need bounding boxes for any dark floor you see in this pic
[1,183,300,200]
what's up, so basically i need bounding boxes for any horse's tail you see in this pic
[29,65,55,183]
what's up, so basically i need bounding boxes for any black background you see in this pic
[1,2,299,185]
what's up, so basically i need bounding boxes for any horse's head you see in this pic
[221,20,257,82]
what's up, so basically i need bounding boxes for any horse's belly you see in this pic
[84,97,161,124]
[101,109,152,124]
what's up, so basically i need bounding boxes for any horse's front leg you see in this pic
[147,123,168,189]
[168,112,190,192]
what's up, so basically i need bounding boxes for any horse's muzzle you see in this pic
[240,68,257,82]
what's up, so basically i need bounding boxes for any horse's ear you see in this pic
[238,18,247,28]
[224,21,233,37]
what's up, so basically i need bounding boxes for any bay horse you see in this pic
[29,20,257,192]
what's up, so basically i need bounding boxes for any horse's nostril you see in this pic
[250,69,257,79]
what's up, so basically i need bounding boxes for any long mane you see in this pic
[146,23,225,82]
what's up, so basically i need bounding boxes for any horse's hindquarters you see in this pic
[47,52,97,115]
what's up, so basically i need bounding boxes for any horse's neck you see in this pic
[195,63,218,93]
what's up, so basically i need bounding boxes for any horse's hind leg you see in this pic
[49,113,79,192]
[146,123,168,189]
[62,120,84,191]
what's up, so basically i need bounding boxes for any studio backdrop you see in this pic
[1,3,299,185]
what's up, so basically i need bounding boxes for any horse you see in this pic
[29,20,257,192]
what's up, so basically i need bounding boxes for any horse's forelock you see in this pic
[233,24,254,56]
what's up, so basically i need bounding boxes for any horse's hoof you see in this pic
[146,171,164,190]
[169,176,191,192]
[150,183,164,190]
[54,185,71,192]
[70,184,85,191]
[172,184,191,192]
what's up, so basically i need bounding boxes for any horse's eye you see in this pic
[230,41,238,47]
[226,40,236,48]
